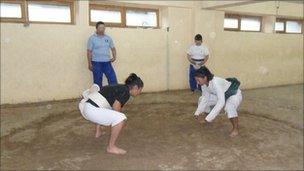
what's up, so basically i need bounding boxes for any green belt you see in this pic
[225,77,241,100]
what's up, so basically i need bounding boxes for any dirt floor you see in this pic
[1,84,303,170]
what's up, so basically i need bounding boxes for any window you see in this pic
[0,0,75,24]
[1,3,22,18]
[240,17,261,31]
[90,10,121,23]
[0,1,25,23]
[89,5,123,27]
[224,14,239,30]
[275,21,284,32]
[224,14,261,32]
[275,18,303,34]
[89,4,159,28]
[286,21,302,33]
[126,9,158,27]
[28,3,71,23]
[224,18,238,29]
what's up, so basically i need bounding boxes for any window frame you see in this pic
[89,4,160,29]
[89,4,125,28]
[0,0,75,25]
[124,7,159,28]
[0,0,26,23]
[26,0,75,25]
[224,14,240,31]
[224,14,262,32]
[275,18,303,34]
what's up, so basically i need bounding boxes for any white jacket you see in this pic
[194,77,231,120]
[79,84,111,120]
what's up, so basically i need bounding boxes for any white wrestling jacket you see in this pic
[194,77,231,117]
[79,84,112,120]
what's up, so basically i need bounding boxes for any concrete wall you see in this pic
[1,1,303,104]
[217,1,303,18]
[0,1,193,104]
[167,7,193,90]
[195,1,303,89]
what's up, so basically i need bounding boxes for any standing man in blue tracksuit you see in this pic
[87,21,118,87]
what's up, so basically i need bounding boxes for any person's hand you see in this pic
[88,63,93,71]
[193,64,201,70]
[190,60,196,65]
[111,57,116,63]
[194,114,207,124]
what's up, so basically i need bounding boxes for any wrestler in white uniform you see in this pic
[194,77,242,122]
[193,66,242,137]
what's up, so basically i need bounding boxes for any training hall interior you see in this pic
[1,0,303,170]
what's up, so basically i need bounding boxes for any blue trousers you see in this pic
[189,65,201,91]
[92,61,118,87]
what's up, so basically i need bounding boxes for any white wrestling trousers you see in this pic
[198,89,242,122]
[79,84,126,127]
[82,102,127,127]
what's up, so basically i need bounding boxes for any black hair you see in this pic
[194,66,214,81]
[194,34,202,41]
[125,73,144,88]
[96,21,105,29]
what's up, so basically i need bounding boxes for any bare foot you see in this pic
[107,146,127,155]
[229,129,239,137]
